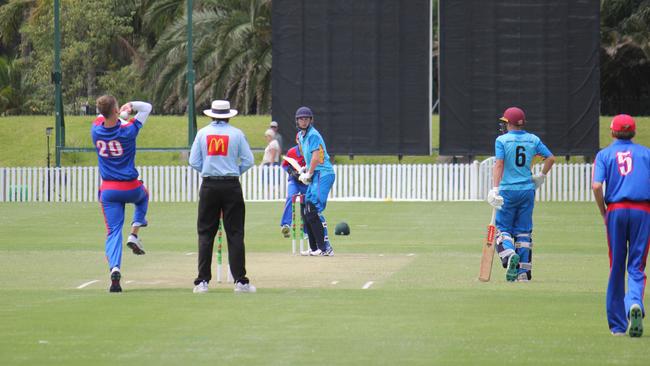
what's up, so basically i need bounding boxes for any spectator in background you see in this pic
[261,129,280,166]
[270,121,283,152]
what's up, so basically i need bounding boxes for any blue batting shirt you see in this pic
[593,139,650,204]
[298,126,334,176]
[189,120,254,177]
[495,130,553,190]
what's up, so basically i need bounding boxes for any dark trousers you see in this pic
[194,178,249,285]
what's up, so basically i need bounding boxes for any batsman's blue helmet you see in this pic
[295,106,313,119]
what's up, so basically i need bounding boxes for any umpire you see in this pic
[189,100,256,293]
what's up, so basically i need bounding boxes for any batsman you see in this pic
[487,107,555,282]
[295,106,335,256]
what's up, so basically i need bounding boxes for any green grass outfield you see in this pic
[1,115,648,167]
[0,201,647,365]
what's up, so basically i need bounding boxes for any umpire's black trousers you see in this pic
[194,177,249,285]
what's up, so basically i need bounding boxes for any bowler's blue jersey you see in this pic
[495,130,552,190]
[298,126,334,175]
[593,139,650,203]
[91,116,142,181]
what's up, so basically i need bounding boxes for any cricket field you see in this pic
[0,201,647,365]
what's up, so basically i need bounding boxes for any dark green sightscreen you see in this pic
[272,0,432,155]
[439,0,600,156]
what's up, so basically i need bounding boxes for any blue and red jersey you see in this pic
[593,139,650,204]
[91,116,142,181]
[281,145,306,170]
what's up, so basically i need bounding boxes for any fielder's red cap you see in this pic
[610,114,636,132]
[499,107,526,126]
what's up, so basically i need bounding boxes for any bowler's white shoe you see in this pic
[127,235,145,255]
[234,282,257,293]
[193,281,208,294]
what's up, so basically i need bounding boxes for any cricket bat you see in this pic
[478,208,497,282]
[282,155,303,172]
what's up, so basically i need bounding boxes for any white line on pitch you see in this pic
[407,253,415,257]
[185,252,195,256]
[77,280,99,289]
[125,280,135,284]
[362,281,374,289]
[331,281,339,285]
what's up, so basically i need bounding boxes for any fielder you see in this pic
[487,107,555,282]
[280,144,308,238]
[592,114,650,337]
[295,107,335,256]
[91,96,152,292]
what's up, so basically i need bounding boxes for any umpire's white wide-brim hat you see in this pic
[203,100,238,119]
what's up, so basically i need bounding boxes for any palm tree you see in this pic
[0,0,37,58]
[601,0,650,58]
[145,0,272,114]
[0,56,24,114]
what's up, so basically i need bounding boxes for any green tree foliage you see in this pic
[602,0,650,58]
[145,0,272,114]
[601,0,650,114]
[0,0,648,116]
[0,56,25,114]
[19,0,132,113]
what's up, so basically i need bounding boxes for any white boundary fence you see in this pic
[0,161,594,203]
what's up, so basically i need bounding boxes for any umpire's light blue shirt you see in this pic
[189,120,254,176]
[495,130,552,190]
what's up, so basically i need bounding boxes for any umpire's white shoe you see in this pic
[127,234,145,255]
[193,281,208,294]
[629,304,644,337]
[234,282,257,293]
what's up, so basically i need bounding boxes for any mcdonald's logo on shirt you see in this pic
[207,135,229,156]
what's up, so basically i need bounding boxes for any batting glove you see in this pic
[532,173,546,189]
[487,187,504,209]
[298,171,313,185]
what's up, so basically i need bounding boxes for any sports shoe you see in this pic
[321,247,334,256]
[127,234,145,255]
[281,225,290,238]
[629,304,644,337]
[611,331,626,337]
[193,281,208,294]
[299,249,312,256]
[516,273,529,282]
[309,249,323,256]
[109,268,122,293]
[234,282,257,293]
[506,254,520,282]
